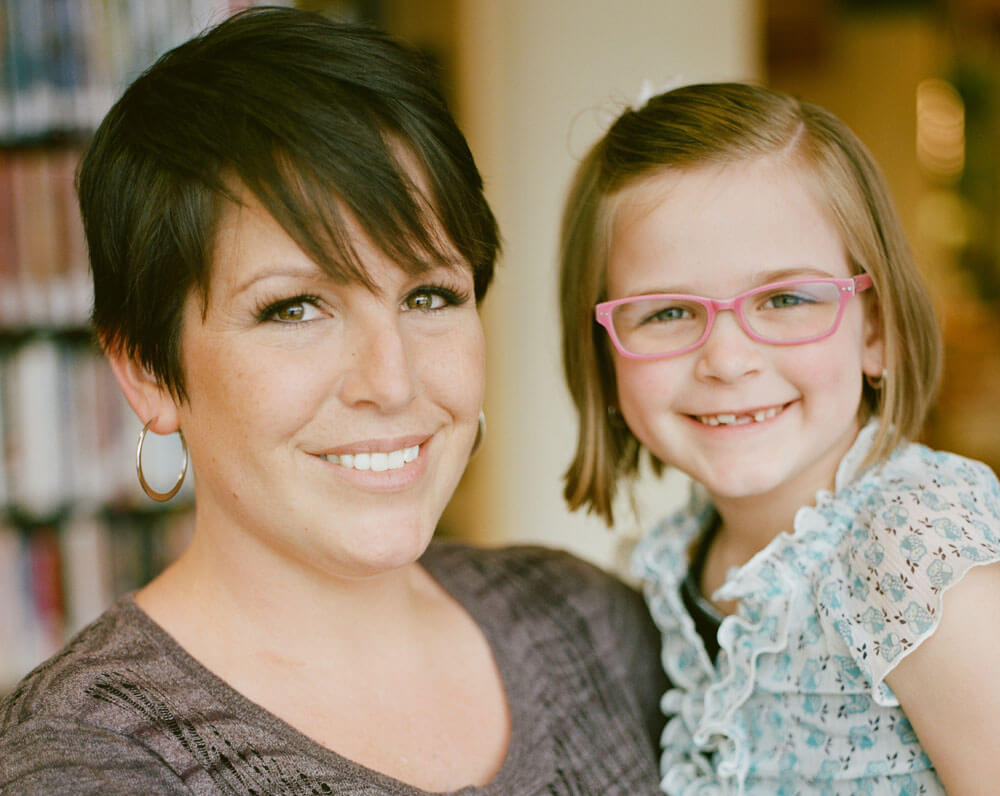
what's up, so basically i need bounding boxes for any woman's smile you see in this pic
[310,434,433,491]
[172,186,485,579]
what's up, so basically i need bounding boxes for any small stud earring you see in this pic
[470,410,486,457]
[865,369,887,391]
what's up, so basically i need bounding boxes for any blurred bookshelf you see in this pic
[0,0,258,693]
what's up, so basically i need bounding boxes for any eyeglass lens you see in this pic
[610,280,845,356]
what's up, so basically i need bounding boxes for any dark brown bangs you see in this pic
[236,143,460,294]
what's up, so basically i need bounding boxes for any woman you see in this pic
[0,7,665,794]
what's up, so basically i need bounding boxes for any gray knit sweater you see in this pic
[0,542,666,794]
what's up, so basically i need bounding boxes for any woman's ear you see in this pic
[106,350,181,434]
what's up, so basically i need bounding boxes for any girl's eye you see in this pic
[403,285,468,312]
[764,293,810,309]
[259,296,323,324]
[642,305,690,325]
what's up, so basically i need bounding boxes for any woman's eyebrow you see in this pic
[231,264,327,296]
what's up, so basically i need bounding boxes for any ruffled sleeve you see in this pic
[819,444,1000,706]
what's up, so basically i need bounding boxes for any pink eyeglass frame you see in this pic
[595,274,873,360]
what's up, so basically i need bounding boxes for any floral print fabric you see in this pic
[633,422,1000,795]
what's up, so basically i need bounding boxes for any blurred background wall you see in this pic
[440,0,762,566]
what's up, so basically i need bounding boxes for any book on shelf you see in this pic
[1,0,248,140]
[0,508,193,693]
[0,145,91,330]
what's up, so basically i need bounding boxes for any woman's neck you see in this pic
[136,519,442,667]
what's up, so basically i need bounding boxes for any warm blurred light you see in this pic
[917,189,974,249]
[916,78,965,179]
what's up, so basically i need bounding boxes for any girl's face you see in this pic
[605,158,883,517]
[171,186,484,581]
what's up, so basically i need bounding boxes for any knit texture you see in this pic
[1,541,666,795]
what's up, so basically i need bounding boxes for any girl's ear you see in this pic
[861,297,885,378]
[106,350,181,434]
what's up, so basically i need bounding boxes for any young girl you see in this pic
[559,82,1000,794]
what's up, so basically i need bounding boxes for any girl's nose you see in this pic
[693,309,764,383]
[338,317,417,410]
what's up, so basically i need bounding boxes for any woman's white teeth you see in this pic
[324,445,419,471]
[698,406,781,426]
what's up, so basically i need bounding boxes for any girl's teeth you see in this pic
[324,445,420,471]
[698,406,781,426]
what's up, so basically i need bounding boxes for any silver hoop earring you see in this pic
[470,410,486,458]
[136,418,188,502]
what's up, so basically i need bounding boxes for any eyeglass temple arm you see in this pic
[852,273,873,292]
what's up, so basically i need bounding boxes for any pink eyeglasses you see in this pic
[595,274,873,359]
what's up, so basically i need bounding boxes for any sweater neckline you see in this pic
[119,541,530,795]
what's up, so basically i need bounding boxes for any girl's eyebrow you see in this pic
[753,265,838,284]
[623,266,839,298]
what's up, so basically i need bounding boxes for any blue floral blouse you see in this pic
[632,422,1000,795]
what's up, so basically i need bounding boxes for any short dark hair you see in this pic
[80,5,500,400]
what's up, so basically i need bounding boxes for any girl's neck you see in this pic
[704,418,861,569]
[711,491,802,560]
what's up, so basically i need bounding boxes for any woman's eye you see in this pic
[262,297,322,323]
[406,292,444,311]
[403,286,465,312]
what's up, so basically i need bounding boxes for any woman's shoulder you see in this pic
[423,539,633,596]
[0,597,192,792]
[0,596,151,728]
[422,540,653,646]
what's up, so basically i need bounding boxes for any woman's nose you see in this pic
[693,309,764,383]
[338,317,417,410]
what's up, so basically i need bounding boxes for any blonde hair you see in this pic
[559,83,942,525]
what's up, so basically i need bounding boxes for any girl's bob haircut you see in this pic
[559,82,941,525]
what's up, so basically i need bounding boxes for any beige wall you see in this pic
[442,1,763,568]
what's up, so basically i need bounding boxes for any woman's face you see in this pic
[173,187,484,580]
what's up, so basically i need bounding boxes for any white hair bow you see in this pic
[633,76,690,109]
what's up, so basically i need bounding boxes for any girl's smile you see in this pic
[606,156,884,524]
[689,401,788,426]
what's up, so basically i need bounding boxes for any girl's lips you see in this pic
[689,401,793,427]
